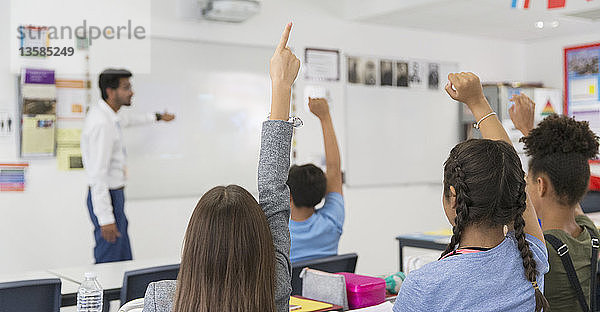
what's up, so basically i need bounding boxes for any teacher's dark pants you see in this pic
[87,188,132,263]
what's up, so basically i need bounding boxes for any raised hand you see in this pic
[446,72,510,143]
[270,23,300,88]
[308,97,330,120]
[509,94,535,136]
[445,72,486,107]
[161,112,175,122]
[270,23,300,121]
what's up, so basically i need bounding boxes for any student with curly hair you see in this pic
[393,73,549,312]
[510,95,600,312]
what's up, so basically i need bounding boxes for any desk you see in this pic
[395,233,450,272]
[0,270,81,307]
[48,257,180,306]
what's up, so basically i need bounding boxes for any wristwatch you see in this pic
[155,113,162,121]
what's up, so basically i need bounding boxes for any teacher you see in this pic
[81,69,175,263]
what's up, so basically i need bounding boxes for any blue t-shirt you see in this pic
[290,192,345,263]
[393,232,549,312]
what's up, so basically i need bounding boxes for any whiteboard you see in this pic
[122,38,273,199]
[345,62,459,187]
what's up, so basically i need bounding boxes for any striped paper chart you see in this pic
[0,163,29,192]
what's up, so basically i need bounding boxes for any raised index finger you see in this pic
[277,22,292,51]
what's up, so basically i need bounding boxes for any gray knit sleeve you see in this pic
[258,120,293,312]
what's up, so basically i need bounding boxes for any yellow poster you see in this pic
[21,114,56,156]
[56,128,83,170]
[57,147,83,170]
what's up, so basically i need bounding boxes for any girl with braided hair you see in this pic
[393,73,549,312]
[510,94,600,312]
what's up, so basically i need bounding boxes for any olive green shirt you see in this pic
[544,215,599,312]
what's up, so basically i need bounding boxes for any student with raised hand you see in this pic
[393,73,549,312]
[141,22,300,312]
[510,94,600,312]
[287,97,344,263]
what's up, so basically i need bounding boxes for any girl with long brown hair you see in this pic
[141,23,300,312]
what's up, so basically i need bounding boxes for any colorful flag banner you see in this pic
[511,0,531,9]
[548,0,566,8]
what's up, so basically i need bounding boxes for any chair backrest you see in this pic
[119,298,145,312]
[581,191,600,213]
[291,253,358,295]
[0,278,61,312]
[120,264,180,306]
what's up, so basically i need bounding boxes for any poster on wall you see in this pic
[428,63,440,90]
[0,163,28,192]
[347,56,377,86]
[380,60,393,86]
[56,79,86,121]
[533,88,562,123]
[565,43,600,135]
[304,48,340,81]
[0,111,14,136]
[408,61,425,89]
[395,61,409,87]
[19,68,57,158]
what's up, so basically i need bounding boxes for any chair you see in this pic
[291,253,358,295]
[0,278,61,312]
[581,191,600,213]
[120,264,179,306]
[119,298,144,312]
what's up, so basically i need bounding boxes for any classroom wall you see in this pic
[0,0,528,276]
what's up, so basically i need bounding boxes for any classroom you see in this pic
[2,0,600,311]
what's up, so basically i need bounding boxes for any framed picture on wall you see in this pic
[304,48,340,81]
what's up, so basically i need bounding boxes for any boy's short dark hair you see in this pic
[287,164,327,208]
[98,68,132,101]
[522,114,599,205]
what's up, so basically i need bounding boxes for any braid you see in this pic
[513,185,549,312]
[440,163,471,259]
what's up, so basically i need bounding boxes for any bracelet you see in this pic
[473,112,497,129]
[266,114,304,128]
[155,113,162,121]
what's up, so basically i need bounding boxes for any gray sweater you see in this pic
[142,120,293,312]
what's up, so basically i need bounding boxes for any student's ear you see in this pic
[449,186,457,210]
[536,176,548,198]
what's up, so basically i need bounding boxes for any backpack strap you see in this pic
[586,228,598,312]
[545,233,590,312]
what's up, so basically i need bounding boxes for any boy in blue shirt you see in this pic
[287,97,344,263]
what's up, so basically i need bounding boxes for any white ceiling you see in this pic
[329,0,600,41]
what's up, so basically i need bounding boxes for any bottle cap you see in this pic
[84,272,97,279]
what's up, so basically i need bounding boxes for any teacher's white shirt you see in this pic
[81,100,155,226]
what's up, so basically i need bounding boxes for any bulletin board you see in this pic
[564,42,600,135]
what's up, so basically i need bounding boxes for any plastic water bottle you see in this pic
[77,272,103,312]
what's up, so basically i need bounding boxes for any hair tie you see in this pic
[531,281,539,290]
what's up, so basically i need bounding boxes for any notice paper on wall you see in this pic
[0,111,15,136]
[20,68,57,157]
[0,163,28,192]
[56,128,83,170]
[56,79,87,121]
